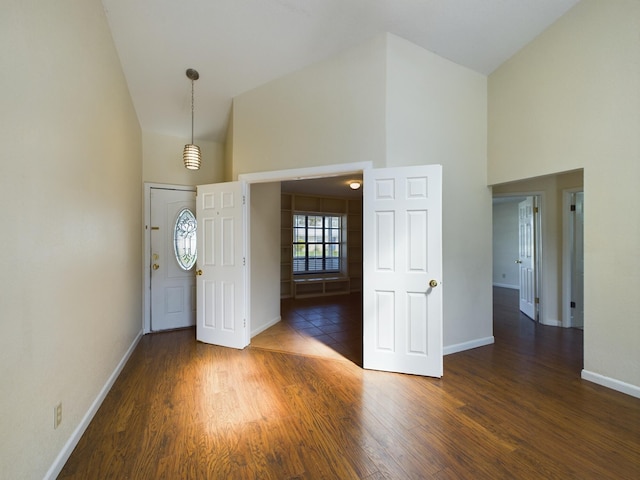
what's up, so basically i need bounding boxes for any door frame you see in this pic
[238,162,371,338]
[562,187,584,328]
[143,182,197,334]
[492,192,544,322]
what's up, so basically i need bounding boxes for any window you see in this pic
[293,214,341,274]
[174,208,197,270]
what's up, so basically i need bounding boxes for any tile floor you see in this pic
[250,292,363,366]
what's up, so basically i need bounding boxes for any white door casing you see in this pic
[196,181,248,348]
[518,197,536,320]
[571,192,584,328]
[363,165,443,377]
[150,188,196,331]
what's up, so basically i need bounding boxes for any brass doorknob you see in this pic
[429,279,438,288]
[152,264,159,270]
[195,269,203,276]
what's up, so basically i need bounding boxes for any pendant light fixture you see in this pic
[183,68,201,170]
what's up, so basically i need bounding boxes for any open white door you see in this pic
[363,165,443,377]
[196,181,248,349]
[518,197,536,320]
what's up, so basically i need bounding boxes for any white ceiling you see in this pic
[102,0,580,143]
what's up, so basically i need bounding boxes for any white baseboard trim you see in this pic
[492,282,519,290]
[251,316,281,338]
[45,330,143,480]
[540,318,562,327]
[581,369,640,399]
[444,336,495,355]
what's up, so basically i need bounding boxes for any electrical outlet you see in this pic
[54,403,62,429]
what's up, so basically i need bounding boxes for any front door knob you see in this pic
[195,269,203,276]
[429,279,438,288]
[152,264,159,270]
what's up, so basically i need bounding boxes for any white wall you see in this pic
[0,1,143,478]
[488,0,640,391]
[143,131,225,186]
[385,34,491,350]
[492,201,521,288]
[249,182,281,336]
[232,33,491,353]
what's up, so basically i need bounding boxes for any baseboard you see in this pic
[492,282,519,290]
[444,336,495,355]
[581,369,640,399]
[251,315,281,338]
[44,330,143,480]
[540,318,562,327]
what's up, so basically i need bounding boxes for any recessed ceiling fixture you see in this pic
[349,181,361,190]
[183,68,201,170]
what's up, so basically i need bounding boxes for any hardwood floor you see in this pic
[59,288,640,479]
[250,293,363,365]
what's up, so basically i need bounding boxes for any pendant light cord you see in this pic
[190,79,195,145]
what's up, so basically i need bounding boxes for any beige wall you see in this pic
[386,35,491,348]
[489,0,640,389]
[231,33,491,352]
[143,131,225,186]
[0,1,143,478]
[231,34,388,178]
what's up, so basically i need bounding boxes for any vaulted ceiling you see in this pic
[102,0,580,143]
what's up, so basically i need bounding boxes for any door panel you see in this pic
[518,197,536,319]
[363,165,443,377]
[150,188,196,331]
[196,181,247,348]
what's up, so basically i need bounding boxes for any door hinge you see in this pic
[534,207,539,214]
[243,319,246,328]
[243,195,246,205]
[535,297,540,304]
[570,204,576,212]
[570,301,576,308]
[243,257,246,266]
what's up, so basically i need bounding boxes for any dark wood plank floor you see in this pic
[59,288,640,479]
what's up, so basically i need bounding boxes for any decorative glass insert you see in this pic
[174,208,197,270]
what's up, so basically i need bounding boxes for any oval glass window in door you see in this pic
[174,208,197,270]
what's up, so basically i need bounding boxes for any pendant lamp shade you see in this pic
[183,68,201,170]
[183,144,201,170]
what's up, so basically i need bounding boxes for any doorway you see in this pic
[236,161,444,377]
[492,194,543,322]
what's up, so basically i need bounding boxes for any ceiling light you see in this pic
[349,181,361,190]
[183,68,201,170]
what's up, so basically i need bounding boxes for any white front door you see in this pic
[196,181,248,348]
[150,188,196,331]
[518,197,536,319]
[363,165,443,377]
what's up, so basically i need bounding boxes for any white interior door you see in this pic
[150,188,196,331]
[196,181,248,348]
[518,197,536,319]
[363,165,443,377]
